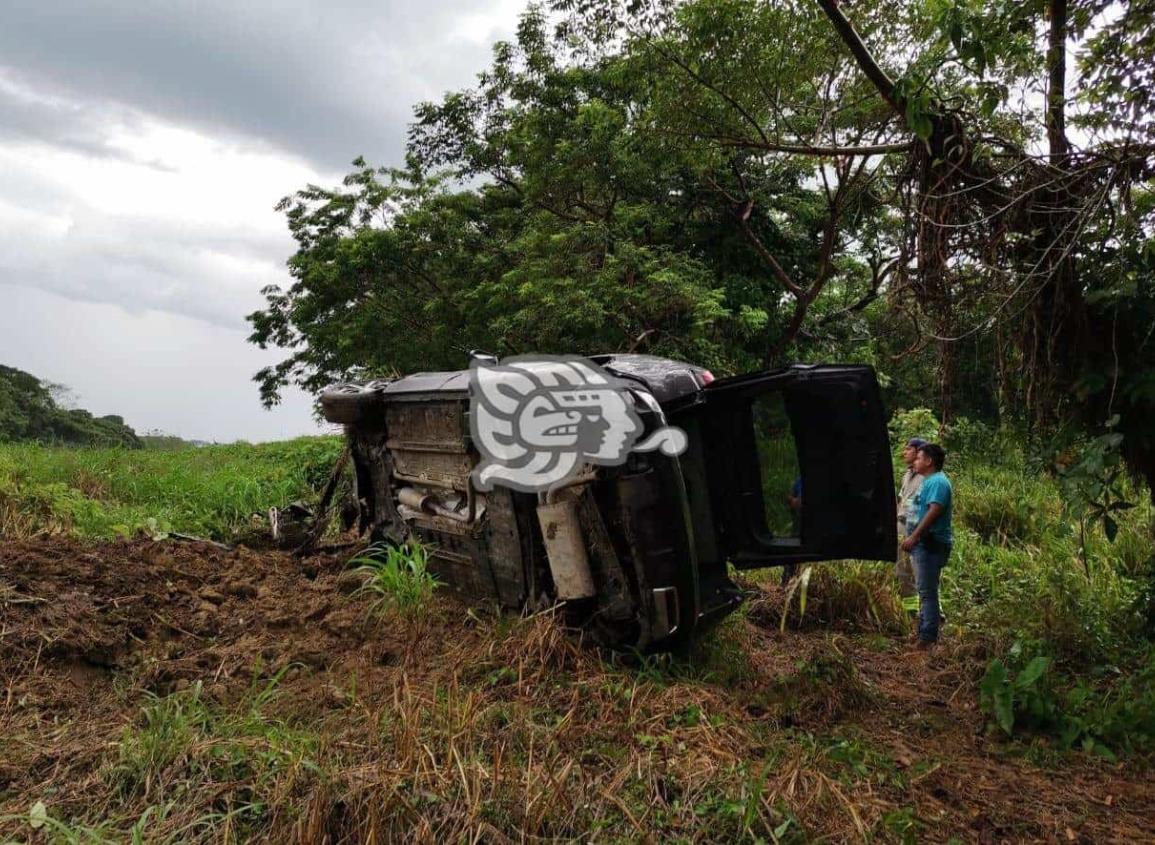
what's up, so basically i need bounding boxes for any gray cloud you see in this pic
[0,0,522,438]
[0,70,195,176]
[0,0,516,170]
[0,184,294,329]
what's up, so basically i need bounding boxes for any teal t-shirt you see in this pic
[906,471,953,544]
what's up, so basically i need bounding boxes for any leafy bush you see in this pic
[1053,425,1139,565]
[941,415,997,461]
[887,408,940,457]
[979,644,1054,737]
[979,641,1155,758]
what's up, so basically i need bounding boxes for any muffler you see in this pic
[536,496,596,600]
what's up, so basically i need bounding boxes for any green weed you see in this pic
[0,802,179,845]
[352,540,441,620]
[978,640,1155,757]
[108,673,322,837]
[879,806,926,844]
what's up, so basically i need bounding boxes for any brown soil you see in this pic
[1,538,1152,843]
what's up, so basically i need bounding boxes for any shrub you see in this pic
[941,415,997,461]
[978,640,1155,758]
[888,408,940,461]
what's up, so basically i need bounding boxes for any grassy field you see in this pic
[1,428,1153,841]
[0,437,344,541]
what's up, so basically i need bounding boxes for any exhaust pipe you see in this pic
[397,485,480,524]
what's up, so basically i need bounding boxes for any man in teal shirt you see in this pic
[900,443,953,647]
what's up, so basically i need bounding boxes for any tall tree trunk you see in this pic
[1032,0,1085,424]
[1046,0,1070,163]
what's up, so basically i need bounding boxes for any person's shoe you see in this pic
[915,639,937,651]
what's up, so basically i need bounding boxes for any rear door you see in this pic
[685,364,896,569]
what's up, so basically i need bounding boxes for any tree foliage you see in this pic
[248,0,1155,494]
[248,3,903,400]
[0,365,141,448]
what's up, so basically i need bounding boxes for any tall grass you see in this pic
[106,673,323,841]
[942,445,1152,666]
[2,431,1153,839]
[0,436,343,540]
[741,410,1155,753]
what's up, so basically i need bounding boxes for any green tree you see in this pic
[797,0,1155,494]
[249,0,1155,500]
[0,365,141,448]
[249,4,900,404]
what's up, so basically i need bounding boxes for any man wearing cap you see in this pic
[895,438,926,605]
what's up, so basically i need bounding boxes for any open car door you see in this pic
[684,364,896,570]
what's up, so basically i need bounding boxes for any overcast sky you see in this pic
[0,0,524,441]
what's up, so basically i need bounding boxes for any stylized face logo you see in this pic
[470,356,686,493]
[519,387,637,457]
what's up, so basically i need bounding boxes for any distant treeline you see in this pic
[0,365,141,448]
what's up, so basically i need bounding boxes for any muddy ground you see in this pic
[1,539,1152,843]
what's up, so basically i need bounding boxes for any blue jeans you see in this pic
[912,541,951,642]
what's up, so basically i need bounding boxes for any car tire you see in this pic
[320,383,386,425]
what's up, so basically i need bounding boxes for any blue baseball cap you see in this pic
[906,437,928,448]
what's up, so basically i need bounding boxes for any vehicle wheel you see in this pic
[320,383,386,425]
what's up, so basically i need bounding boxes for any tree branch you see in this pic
[645,37,773,149]
[816,256,897,327]
[704,135,914,156]
[1046,0,1070,162]
[814,0,905,118]
[732,199,806,297]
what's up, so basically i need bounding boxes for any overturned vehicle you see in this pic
[322,354,897,652]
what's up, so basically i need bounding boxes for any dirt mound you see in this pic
[1,539,381,693]
[0,539,393,800]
